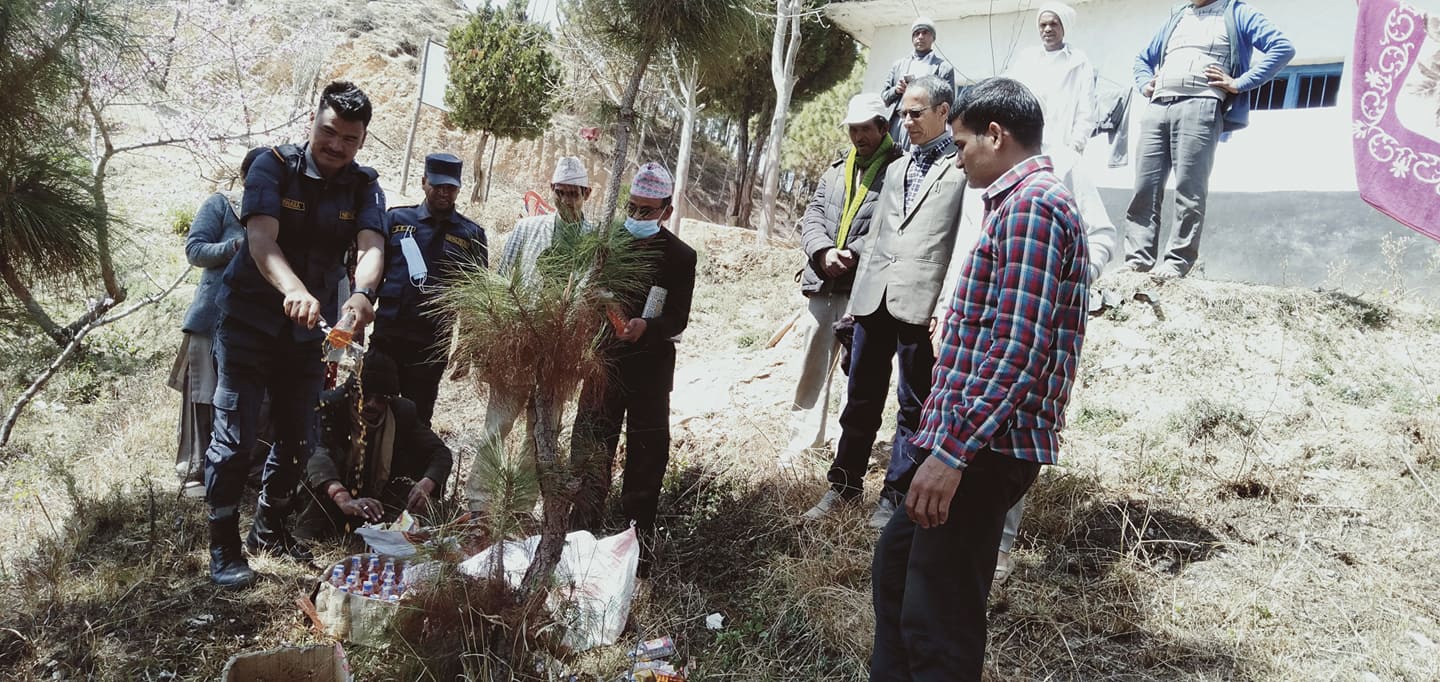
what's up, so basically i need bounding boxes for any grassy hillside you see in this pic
[1,216,1437,679]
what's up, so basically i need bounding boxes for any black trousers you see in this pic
[870,449,1041,681]
[371,336,446,426]
[569,379,671,531]
[832,302,935,503]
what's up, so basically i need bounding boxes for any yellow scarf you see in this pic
[836,134,894,249]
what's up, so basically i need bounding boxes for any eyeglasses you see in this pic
[900,105,936,120]
[626,203,663,219]
[554,187,584,200]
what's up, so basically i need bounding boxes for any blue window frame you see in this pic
[1249,63,1344,110]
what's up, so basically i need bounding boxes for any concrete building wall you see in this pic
[828,0,1440,298]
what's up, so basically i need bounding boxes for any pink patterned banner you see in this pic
[1353,0,1440,242]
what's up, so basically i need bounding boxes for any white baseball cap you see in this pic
[841,93,889,127]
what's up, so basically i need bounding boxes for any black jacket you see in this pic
[798,147,901,296]
[305,385,452,495]
[604,227,696,395]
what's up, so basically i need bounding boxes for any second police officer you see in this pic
[371,153,488,426]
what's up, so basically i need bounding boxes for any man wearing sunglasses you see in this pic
[805,75,970,531]
[570,162,696,578]
[466,156,594,514]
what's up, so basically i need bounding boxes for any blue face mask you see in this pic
[623,216,661,239]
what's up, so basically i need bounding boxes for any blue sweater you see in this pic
[1133,0,1295,132]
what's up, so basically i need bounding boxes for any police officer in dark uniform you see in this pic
[371,153,487,426]
[205,81,387,588]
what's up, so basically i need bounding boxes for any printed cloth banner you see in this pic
[1354,0,1440,242]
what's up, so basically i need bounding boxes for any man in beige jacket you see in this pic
[803,75,970,529]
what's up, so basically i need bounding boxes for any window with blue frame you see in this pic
[1249,63,1344,110]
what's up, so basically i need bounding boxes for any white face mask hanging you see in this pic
[399,234,428,286]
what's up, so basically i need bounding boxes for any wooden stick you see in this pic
[765,308,804,349]
[296,595,327,635]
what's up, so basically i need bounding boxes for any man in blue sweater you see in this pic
[1124,0,1293,277]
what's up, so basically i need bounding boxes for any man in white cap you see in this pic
[569,161,696,578]
[465,155,594,513]
[996,1,1119,585]
[780,93,902,468]
[882,17,957,149]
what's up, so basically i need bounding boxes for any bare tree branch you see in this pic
[0,267,191,449]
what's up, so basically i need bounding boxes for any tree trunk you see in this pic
[725,114,751,226]
[519,391,569,596]
[739,119,770,229]
[758,0,804,245]
[90,152,125,305]
[0,251,68,346]
[599,40,658,234]
[668,55,703,234]
[470,131,491,204]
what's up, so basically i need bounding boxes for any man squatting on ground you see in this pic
[1125,0,1292,277]
[780,92,901,466]
[370,152,487,427]
[204,81,386,588]
[570,162,696,577]
[465,155,593,514]
[996,0,1120,583]
[297,350,453,540]
[804,74,971,530]
[870,77,1089,682]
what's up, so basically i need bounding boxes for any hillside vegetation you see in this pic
[1,0,1439,679]
[1,216,1438,679]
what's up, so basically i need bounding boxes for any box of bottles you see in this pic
[312,553,415,645]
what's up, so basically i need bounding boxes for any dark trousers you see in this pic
[830,303,935,503]
[570,379,672,531]
[205,317,324,519]
[372,335,446,426]
[870,449,1041,681]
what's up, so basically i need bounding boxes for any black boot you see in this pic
[209,515,258,588]
[246,497,313,562]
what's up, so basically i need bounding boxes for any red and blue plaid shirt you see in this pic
[910,156,1089,468]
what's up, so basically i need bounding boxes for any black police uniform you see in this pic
[205,143,386,548]
[371,154,487,425]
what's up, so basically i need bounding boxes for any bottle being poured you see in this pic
[321,310,367,388]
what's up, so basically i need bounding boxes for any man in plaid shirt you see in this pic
[869,78,1089,681]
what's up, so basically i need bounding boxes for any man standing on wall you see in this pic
[1125,0,1293,277]
[871,77,1089,681]
[780,93,901,467]
[882,17,958,149]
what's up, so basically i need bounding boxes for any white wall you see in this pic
[852,0,1369,193]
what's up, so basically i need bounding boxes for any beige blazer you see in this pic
[847,141,969,326]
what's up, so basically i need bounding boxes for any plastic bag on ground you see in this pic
[458,527,640,652]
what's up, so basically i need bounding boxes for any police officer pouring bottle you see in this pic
[205,80,387,588]
[371,153,487,427]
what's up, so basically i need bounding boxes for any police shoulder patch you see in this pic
[445,234,469,248]
[393,224,416,236]
[338,210,356,220]
[281,197,305,211]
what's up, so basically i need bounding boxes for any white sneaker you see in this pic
[868,497,898,529]
[801,490,854,521]
[993,550,1015,586]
